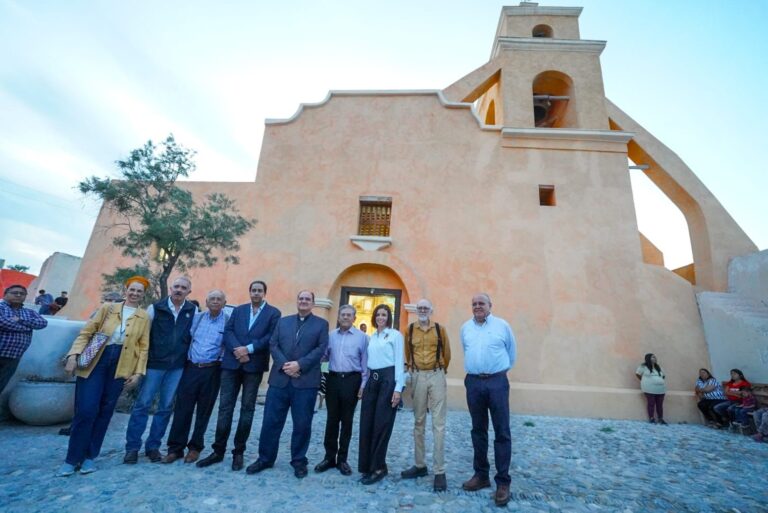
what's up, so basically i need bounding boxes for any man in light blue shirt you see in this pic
[163,290,229,464]
[460,293,516,507]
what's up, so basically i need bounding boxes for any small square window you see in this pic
[539,185,556,206]
[358,197,392,236]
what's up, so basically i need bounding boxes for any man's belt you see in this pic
[413,366,443,372]
[329,370,361,378]
[468,371,506,379]
[189,361,221,368]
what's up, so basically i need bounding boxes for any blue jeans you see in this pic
[66,345,125,465]
[465,372,511,486]
[125,367,183,452]
[713,399,739,424]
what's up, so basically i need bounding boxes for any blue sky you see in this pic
[1,0,766,274]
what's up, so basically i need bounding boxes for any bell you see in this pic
[533,97,551,126]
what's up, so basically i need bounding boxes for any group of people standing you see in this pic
[34,289,68,315]
[47,276,517,508]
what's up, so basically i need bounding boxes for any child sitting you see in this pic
[733,386,757,427]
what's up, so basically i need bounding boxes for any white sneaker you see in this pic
[80,459,97,474]
[56,463,76,477]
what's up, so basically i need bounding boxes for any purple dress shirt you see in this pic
[324,326,369,390]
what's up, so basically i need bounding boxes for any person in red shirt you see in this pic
[712,369,751,427]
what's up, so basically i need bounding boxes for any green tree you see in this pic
[5,264,30,272]
[80,134,255,298]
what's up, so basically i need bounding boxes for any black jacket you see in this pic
[147,299,196,370]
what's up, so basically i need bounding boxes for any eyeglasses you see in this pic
[416,307,430,311]
[6,291,27,296]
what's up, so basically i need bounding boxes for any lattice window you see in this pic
[358,199,392,236]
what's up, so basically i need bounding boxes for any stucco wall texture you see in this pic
[66,4,758,422]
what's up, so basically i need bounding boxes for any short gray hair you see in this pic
[207,289,226,301]
[338,304,356,316]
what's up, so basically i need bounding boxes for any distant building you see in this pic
[28,252,81,315]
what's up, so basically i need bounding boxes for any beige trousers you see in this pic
[411,368,447,474]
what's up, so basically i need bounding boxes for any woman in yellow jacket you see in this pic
[57,276,151,477]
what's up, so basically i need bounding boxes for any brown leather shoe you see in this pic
[184,450,200,464]
[462,474,491,491]
[161,452,183,464]
[494,484,510,507]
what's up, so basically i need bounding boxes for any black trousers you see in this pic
[212,369,263,455]
[465,372,511,486]
[697,398,728,422]
[323,371,362,463]
[166,363,221,454]
[358,367,397,474]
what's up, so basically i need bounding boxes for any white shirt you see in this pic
[367,328,405,392]
[108,305,136,346]
[146,298,193,321]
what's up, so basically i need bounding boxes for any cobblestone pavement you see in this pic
[0,408,766,513]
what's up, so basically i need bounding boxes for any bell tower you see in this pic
[449,2,609,130]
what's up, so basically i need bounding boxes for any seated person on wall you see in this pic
[34,289,54,315]
[694,368,728,426]
[732,386,757,428]
[712,369,751,428]
[752,406,768,443]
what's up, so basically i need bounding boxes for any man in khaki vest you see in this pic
[400,298,451,492]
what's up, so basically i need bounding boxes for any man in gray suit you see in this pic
[246,290,329,478]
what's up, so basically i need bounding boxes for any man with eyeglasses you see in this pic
[460,293,516,507]
[246,290,329,479]
[400,299,451,492]
[0,285,48,393]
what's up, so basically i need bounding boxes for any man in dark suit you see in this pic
[196,280,281,471]
[246,290,329,478]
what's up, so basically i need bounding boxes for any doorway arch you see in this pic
[327,263,411,330]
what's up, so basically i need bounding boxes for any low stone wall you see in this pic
[0,317,84,420]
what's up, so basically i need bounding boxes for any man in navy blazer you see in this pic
[246,290,329,478]
[196,280,281,471]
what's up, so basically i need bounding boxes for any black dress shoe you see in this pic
[359,473,371,483]
[361,468,388,485]
[145,449,162,463]
[338,461,352,476]
[245,460,271,475]
[196,452,224,468]
[314,458,336,473]
[294,465,308,478]
[232,454,244,471]
[401,465,428,479]
[433,473,447,492]
[123,450,138,464]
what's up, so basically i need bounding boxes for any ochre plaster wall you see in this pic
[68,92,719,422]
[503,15,580,40]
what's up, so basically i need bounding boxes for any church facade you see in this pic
[67,3,757,421]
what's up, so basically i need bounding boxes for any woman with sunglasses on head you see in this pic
[57,276,151,477]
